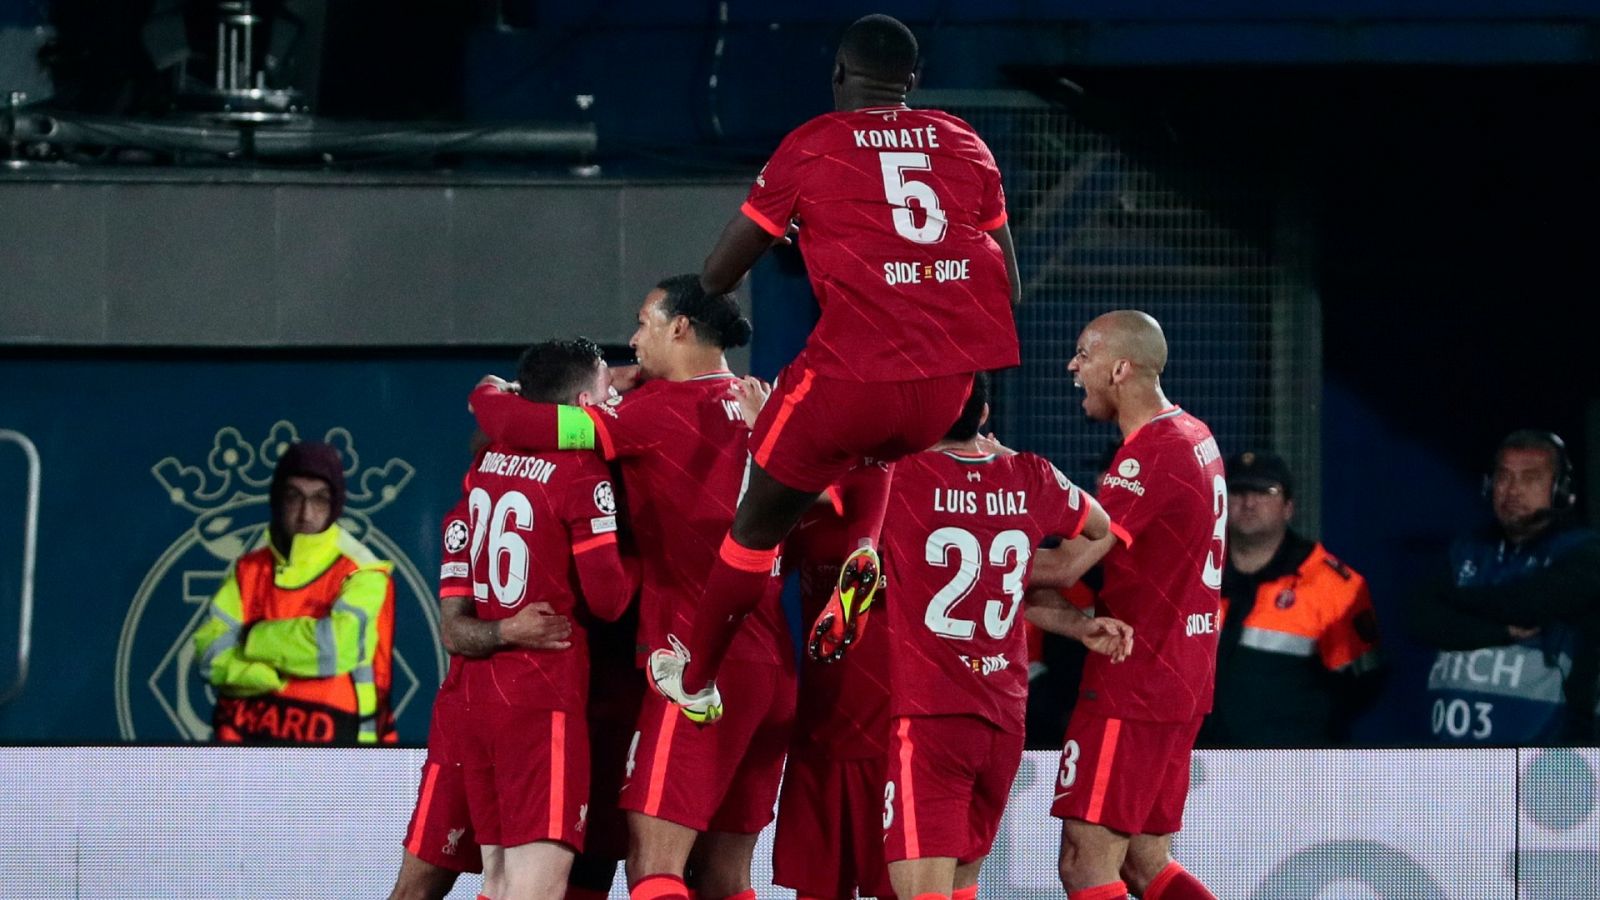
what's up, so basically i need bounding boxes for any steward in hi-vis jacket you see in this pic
[193,441,396,744]
[1202,451,1381,747]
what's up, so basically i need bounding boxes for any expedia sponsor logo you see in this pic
[1102,474,1146,496]
[883,258,973,286]
[960,653,1011,676]
[1185,612,1217,636]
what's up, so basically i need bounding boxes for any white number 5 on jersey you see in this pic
[879,152,948,244]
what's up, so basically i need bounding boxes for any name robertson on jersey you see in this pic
[478,451,556,484]
[853,125,941,149]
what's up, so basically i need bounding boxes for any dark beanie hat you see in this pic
[270,441,348,523]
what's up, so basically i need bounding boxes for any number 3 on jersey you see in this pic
[1201,474,1227,590]
[879,152,947,244]
[467,486,533,608]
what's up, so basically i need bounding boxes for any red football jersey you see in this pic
[741,106,1019,382]
[582,372,789,667]
[435,496,473,699]
[785,505,891,760]
[455,444,627,712]
[881,449,1091,734]
[1080,407,1226,723]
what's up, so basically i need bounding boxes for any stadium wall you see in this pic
[2,746,1595,898]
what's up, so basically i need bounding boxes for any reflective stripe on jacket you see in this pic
[1224,542,1380,676]
[192,524,396,744]
[1206,537,1380,746]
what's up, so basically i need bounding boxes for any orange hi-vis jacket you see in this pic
[1219,542,1378,674]
[193,525,396,744]
[1208,538,1381,745]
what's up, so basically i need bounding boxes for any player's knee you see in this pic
[1118,853,1168,895]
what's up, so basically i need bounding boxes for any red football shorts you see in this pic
[883,715,1024,865]
[460,701,590,851]
[583,652,646,862]
[773,748,893,900]
[401,694,483,873]
[1049,709,1204,836]
[750,359,973,493]
[620,660,796,833]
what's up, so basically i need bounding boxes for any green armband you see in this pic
[556,405,597,450]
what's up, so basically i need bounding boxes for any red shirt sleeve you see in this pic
[438,495,474,599]
[562,458,635,622]
[582,386,668,461]
[973,134,1008,232]
[740,125,812,237]
[1031,455,1090,540]
[470,385,564,451]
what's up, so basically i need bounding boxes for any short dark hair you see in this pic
[943,371,991,442]
[1497,429,1575,506]
[656,274,752,349]
[516,338,604,404]
[839,14,918,83]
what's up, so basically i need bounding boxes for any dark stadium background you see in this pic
[0,0,1593,755]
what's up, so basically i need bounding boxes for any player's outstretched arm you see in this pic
[1023,588,1133,663]
[440,595,572,657]
[986,221,1022,307]
[703,213,785,293]
[1075,617,1134,662]
[1028,536,1108,589]
[468,383,602,456]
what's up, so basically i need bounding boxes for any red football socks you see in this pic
[1143,861,1216,900]
[839,461,893,549]
[680,534,777,691]
[631,873,691,900]
[1067,882,1129,900]
[953,885,979,900]
[912,894,951,900]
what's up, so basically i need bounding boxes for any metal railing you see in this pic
[0,430,38,706]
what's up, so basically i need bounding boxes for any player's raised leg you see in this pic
[665,462,815,704]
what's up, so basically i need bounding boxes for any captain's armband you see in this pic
[556,406,597,450]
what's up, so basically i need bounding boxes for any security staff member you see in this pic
[1409,430,1600,744]
[193,441,397,744]
[1201,451,1381,746]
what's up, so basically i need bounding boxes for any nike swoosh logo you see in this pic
[1053,792,1071,801]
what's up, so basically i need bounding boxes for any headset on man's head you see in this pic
[1486,429,1576,510]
